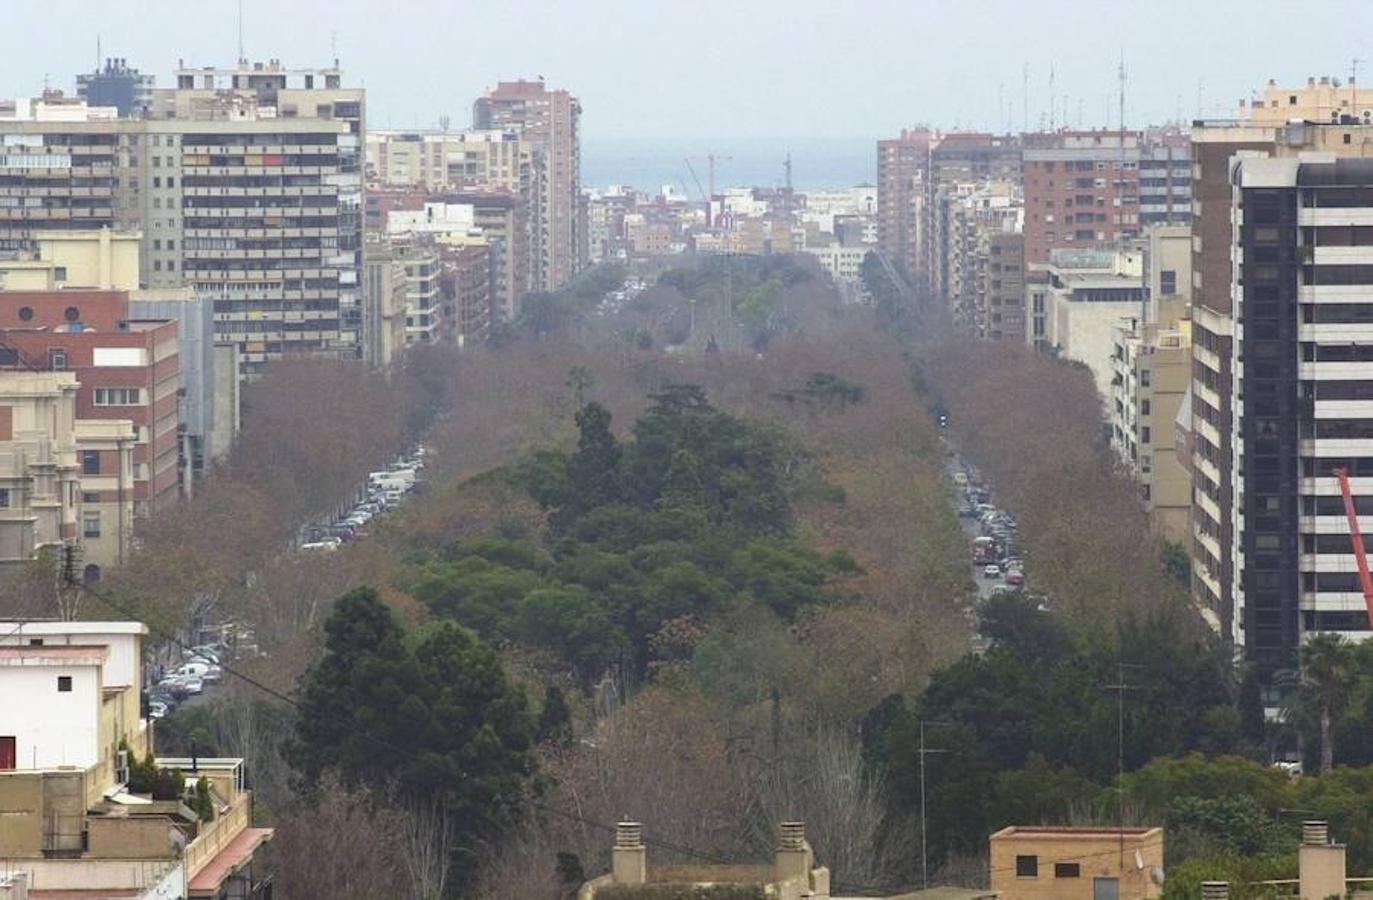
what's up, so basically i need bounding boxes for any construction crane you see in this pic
[683,157,708,215]
[685,153,732,227]
[1333,466,1373,628]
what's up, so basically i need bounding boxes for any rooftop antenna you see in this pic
[1048,63,1056,130]
[237,0,245,65]
[1353,57,1363,117]
[1118,47,1127,133]
[1196,77,1205,120]
[1022,61,1029,133]
[96,34,101,71]
[331,29,338,66]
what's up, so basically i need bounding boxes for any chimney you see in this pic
[1200,882,1229,900]
[775,821,812,884]
[611,821,646,886]
[1298,820,1345,900]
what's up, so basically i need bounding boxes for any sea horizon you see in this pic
[581,135,876,194]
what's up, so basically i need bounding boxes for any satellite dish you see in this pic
[1149,865,1166,885]
[1135,849,1145,871]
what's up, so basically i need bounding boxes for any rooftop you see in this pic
[0,621,146,637]
[0,644,109,666]
[992,825,1161,840]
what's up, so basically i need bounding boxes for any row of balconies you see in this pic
[185,266,337,279]
[181,206,339,218]
[184,227,340,238]
[181,145,339,155]
[182,185,332,197]
[0,208,114,219]
[182,166,335,179]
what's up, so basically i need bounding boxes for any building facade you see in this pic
[473,80,582,291]
[876,128,930,278]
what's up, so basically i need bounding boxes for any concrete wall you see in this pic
[1055,297,1139,403]
[1,664,101,769]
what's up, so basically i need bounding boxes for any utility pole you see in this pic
[918,720,951,891]
[1103,662,1141,873]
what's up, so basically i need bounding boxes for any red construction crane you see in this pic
[1332,467,1373,628]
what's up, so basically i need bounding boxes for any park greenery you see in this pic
[94,254,1373,898]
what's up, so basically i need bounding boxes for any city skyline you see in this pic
[4,0,1373,140]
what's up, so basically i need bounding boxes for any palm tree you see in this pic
[1299,633,1354,773]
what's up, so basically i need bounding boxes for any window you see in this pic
[81,450,100,475]
[1141,399,1151,415]
[48,349,66,371]
[1140,368,1151,387]
[94,388,140,406]
[1160,269,1177,295]
[57,676,72,692]
[53,267,67,282]
[1055,862,1081,878]
[82,492,99,504]
[17,306,32,322]
[1016,855,1038,877]
[0,488,10,508]
[82,511,101,538]
[28,638,42,646]
[153,239,162,250]
[1141,426,1152,444]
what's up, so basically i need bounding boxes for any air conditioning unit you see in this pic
[115,749,130,785]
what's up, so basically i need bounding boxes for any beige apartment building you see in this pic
[1107,226,1193,544]
[0,369,138,574]
[989,826,1163,900]
[366,128,537,195]
[360,235,411,368]
[0,228,140,291]
[474,80,582,291]
[1031,245,1148,403]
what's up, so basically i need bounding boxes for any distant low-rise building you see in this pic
[989,826,1163,900]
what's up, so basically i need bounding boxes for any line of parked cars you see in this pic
[952,457,1025,589]
[300,446,427,551]
[149,642,228,719]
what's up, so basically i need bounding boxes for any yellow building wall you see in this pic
[989,829,1164,900]
[0,774,45,857]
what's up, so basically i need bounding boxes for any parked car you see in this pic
[982,563,1001,579]
[202,665,223,683]
[175,661,210,678]
[182,676,204,695]
[300,540,341,552]
[149,701,169,719]
[1004,570,1025,587]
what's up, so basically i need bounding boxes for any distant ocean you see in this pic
[581,136,875,194]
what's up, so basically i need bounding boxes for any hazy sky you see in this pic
[2,0,1370,140]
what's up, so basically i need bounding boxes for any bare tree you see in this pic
[394,792,455,900]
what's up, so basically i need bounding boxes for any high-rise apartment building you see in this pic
[1021,130,1191,266]
[1,59,367,376]
[473,80,582,292]
[876,128,930,279]
[1226,156,1373,677]
[1186,103,1373,670]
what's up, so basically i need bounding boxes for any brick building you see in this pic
[0,290,178,517]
